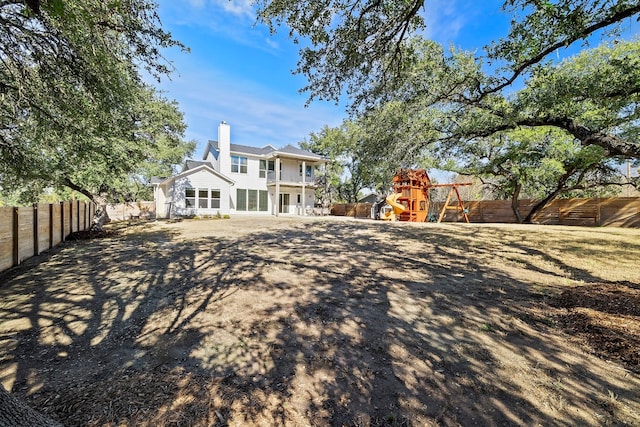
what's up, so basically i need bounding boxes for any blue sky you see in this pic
[151,1,637,161]
[152,0,512,158]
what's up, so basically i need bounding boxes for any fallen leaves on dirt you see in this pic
[551,282,640,373]
[34,367,224,427]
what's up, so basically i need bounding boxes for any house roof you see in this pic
[202,141,219,161]
[271,144,325,160]
[358,193,380,203]
[183,160,212,171]
[153,161,234,187]
[204,140,325,162]
[205,140,276,158]
[150,176,166,185]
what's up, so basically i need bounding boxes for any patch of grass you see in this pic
[480,323,495,333]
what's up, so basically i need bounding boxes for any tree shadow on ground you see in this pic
[0,220,638,426]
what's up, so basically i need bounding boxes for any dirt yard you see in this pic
[0,216,639,426]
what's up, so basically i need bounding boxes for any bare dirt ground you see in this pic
[1,216,639,426]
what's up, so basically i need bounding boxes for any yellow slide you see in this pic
[380,193,406,221]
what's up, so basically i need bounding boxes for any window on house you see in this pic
[231,155,247,173]
[248,190,258,211]
[259,190,268,211]
[236,189,269,212]
[211,190,221,209]
[299,164,313,178]
[259,160,275,178]
[236,188,247,210]
[198,189,208,208]
[185,188,196,208]
[297,194,301,204]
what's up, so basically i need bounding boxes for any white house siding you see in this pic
[228,155,272,215]
[277,158,316,183]
[275,187,315,215]
[154,183,169,218]
[172,169,232,217]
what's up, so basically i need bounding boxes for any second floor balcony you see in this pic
[266,170,318,187]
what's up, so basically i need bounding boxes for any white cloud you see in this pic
[421,0,470,42]
[420,0,507,49]
[156,59,345,155]
[157,0,282,55]
[216,0,254,19]
[264,37,280,51]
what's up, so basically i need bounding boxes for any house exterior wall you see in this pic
[275,187,315,215]
[225,156,318,215]
[204,148,219,171]
[227,154,268,215]
[171,169,232,217]
[278,158,312,183]
[154,182,170,219]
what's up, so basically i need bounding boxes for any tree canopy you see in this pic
[0,0,192,213]
[301,122,380,203]
[260,0,640,222]
[300,35,638,221]
[256,0,640,106]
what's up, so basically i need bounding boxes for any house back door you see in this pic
[279,193,290,214]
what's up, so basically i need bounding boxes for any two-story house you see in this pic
[152,121,326,218]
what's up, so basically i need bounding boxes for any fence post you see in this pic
[61,201,65,242]
[49,203,54,250]
[77,200,80,232]
[12,207,19,267]
[69,201,73,235]
[33,204,38,256]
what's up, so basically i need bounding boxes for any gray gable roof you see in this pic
[202,141,219,161]
[231,143,274,156]
[205,140,324,161]
[277,144,324,160]
[183,160,212,171]
[206,140,274,157]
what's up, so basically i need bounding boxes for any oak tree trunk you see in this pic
[0,385,62,427]
[511,182,523,224]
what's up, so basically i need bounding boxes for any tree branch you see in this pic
[465,115,640,159]
[518,117,640,158]
[61,177,96,202]
[483,4,640,97]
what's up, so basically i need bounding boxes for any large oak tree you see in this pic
[0,0,192,224]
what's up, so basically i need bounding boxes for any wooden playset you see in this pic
[379,169,471,223]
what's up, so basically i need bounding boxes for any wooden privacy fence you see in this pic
[332,197,640,227]
[106,201,155,221]
[330,203,373,218]
[0,201,95,274]
[434,197,640,227]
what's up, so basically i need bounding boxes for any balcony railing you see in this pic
[266,171,316,186]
